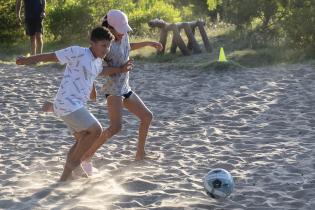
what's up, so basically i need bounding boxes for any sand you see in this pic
[0,61,315,209]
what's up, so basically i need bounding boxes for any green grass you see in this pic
[0,36,88,62]
[129,23,314,68]
[0,40,28,62]
[1,23,314,68]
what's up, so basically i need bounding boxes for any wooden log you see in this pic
[148,19,167,28]
[182,22,202,54]
[187,26,196,50]
[169,24,190,56]
[149,19,167,54]
[149,19,200,31]
[173,21,199,31]
[170,33,177,54]
[197,21,212,52]
[149,19,210,55]
[159,28,168,55]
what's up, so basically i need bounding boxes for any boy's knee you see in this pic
[89,123,102,138]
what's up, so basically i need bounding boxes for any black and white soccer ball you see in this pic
[203,168,234,199]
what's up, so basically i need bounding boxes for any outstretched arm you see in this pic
[16,53,59,65]
[130,41,163,51]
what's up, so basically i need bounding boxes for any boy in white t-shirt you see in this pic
[16,26,133,181]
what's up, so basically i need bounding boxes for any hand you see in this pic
[42,101,54,113]
[16,55,36,65]
[16,56,27,65]
[150,42,163,51]
[90,83,97,102]
[120,59,134,73]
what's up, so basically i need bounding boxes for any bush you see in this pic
[46,2,94,41]
[128,0,182,35]
[0,0,24,42]
[282,0,315,49]
[46,0,180,39]
[218,0,282,30]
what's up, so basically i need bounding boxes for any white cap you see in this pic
[107,9,132,34]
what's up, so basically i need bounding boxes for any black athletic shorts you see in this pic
[25,18,43,36]
[105,91,133,99]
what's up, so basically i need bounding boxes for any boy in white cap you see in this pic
[80,9,163,170]
[16,26,133,181]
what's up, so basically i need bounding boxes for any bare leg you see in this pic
[35,32,43,54]
[59,123,102,181]
[123,93,153,161]
[30,35,36,55]
[82,96,123,161]
[65,132,81,169]
[71,132,91,177]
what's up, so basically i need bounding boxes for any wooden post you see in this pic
[169,24,190,56]
[182,22,202,54]
[197,21,212,52]
[187,25,196,50]
[170,33,177,54]
[148,19,210,55]
[159,28,168,55]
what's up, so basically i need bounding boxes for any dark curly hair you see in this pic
[90,26,114,42]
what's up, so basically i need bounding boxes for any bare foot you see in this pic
[59,161,76,182]
[135,151,145,161]
[42,101,54,112]
[135,151,160,161]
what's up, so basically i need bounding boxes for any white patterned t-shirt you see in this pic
[53,46,103,117]
[102,33,131,95]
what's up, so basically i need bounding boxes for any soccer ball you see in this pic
[203,168,234,199]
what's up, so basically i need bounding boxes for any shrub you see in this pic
[282,0,315,49]
[128,0,182,35]
[46,2,94,41]
[0,0,24,42]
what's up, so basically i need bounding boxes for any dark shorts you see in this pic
[105,91,133,99]
[25,18,43,36]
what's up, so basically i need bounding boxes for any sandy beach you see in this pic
[0,61,315,209]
